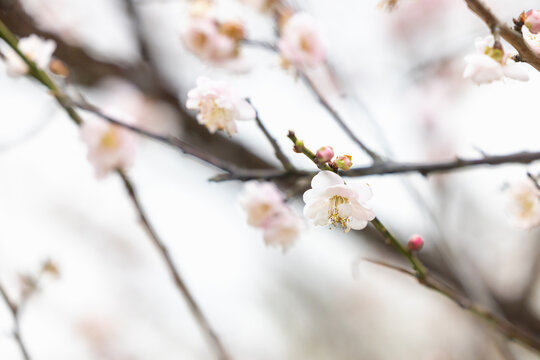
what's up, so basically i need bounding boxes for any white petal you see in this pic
[303,188,324,203]
[352,182,373,202]
[324,184,357,199]
[311,171,343,189]
[502,62,529,82]
[349,218,368,230]
[351,202,375,223]
[303,198,327,220]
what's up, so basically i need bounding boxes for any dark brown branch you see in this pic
[464,0,540,72]
[212,150,540,181]
[0,283,31,360]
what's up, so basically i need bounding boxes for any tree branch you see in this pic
[212,149,540,182]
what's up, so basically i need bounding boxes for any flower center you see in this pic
[328,195,350,231]
[200,99,232,130]
[518,192,536,218]
[100,127,119,148]
[299,36,313,53]
[193,32,208,49]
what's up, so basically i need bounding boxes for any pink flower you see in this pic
[80,113,136,179]
[1,34,56,77]
[239,181,285,227]
[239,181,303,250]
[463,36,528,84]
[181,17,239,63]
[278,13,326,68]
[407,234,424,251]
[525,10,540,34]
[316,146,334,163]
[186,76,255,136]
[263,210,304,251]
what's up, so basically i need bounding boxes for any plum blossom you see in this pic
[278,13,326,68]
[463,36,528,84]
[262,210,304,251]
[186,76,255,136]
[522,26,540,55]
[524,10,540,34]
[506,180,540,229]
[239,181,303,250]
[239,181,285,227]
[1,35,56,77]
[181,17,244,63]
[80,114,136,178]
[303,171,375,232]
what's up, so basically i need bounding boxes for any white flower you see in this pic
[263,210,304,251]
[303,171,375,232]
[181,17,240,63]
[239,181,285,227]
[278,13,326,68]
[186,76,255,136]
[522,26,540,56]
[506,180,540,229]
[1,35,56,77]
[80,113,136,179]
[463,36,528,84]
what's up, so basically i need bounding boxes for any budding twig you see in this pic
[287,130,540,353]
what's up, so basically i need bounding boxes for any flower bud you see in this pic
[407,234,424,252]
[49,58,69,77]
[525,10,540,34]
[335,155,352,171]
[316,146,334,163]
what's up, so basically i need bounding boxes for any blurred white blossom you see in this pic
[303,171,374,232]
[239,181,285,227]
[80,114,136,178]
[506,179,540,229]
[278,13,326,68]
[186,76,255,136]
[522,26,540,55]
[463,36,528,84]
[239,181,303,250]
[1,35,56,77]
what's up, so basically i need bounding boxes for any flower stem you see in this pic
[287,131,333,171]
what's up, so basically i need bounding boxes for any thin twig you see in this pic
[0,283,31,360]
[247,99,294,171]
[0,19,231,360]
[117,171,231,360]
[72,100,238,173]
[211,149,540,181]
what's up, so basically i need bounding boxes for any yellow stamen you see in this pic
[100,127,119,148]
[328,195,350,232]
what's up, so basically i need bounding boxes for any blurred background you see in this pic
[1,0,540,359]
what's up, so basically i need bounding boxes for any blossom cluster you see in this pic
[239,181,304,251]
[315,146,353,171]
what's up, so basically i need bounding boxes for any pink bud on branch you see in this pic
[316,146,334,163]
[407,234,424,252]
